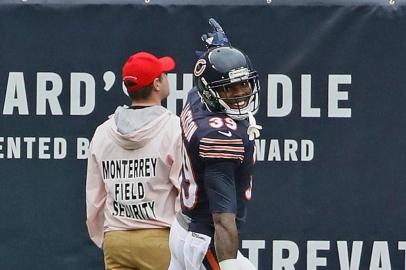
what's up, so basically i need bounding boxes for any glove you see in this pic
[219,259,237,270]
[201,18,231,49]
[247,111,262,141]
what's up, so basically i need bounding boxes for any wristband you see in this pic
[219,259,237,270]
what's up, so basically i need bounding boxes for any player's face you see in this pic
[216,80,252,109]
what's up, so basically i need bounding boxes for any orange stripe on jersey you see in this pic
[201,138,243,145]
[199,145,245,153]
[206,248,220,270]
[199,152,244,161]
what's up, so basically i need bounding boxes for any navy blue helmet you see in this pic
[193,46,260,120]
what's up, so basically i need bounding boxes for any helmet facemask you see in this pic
[203,68,260,120]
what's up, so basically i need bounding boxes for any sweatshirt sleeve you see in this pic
[85,141,106,248]
[169,132,182,190]
[166,117,183,212]
[166,116,182,190]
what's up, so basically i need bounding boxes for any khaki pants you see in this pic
[103,228,170,270]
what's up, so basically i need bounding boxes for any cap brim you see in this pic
[159,56,176,72]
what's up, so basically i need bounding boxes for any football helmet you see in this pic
[193,46,260,120]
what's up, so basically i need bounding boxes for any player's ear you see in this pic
[153,75,162,91]
[152,73,164,91]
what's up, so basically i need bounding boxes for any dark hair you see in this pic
[127,84,154,100]
[126,74,163,101]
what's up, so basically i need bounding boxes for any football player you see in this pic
[168,18,261,270]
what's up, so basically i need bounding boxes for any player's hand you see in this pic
[247,111,262,141]
[201,18,231,49]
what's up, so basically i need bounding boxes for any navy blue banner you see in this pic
[0,2,405,270]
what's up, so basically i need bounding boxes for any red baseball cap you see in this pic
[122,51,176,91]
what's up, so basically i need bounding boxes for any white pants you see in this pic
[168,217,256,270]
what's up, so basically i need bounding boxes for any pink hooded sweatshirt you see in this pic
[86,105,182,248]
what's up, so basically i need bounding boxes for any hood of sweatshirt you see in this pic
[107,105,173,150]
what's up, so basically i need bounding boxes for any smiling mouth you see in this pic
[230,99,248,109]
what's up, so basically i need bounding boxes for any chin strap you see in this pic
[247,111,262,141]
